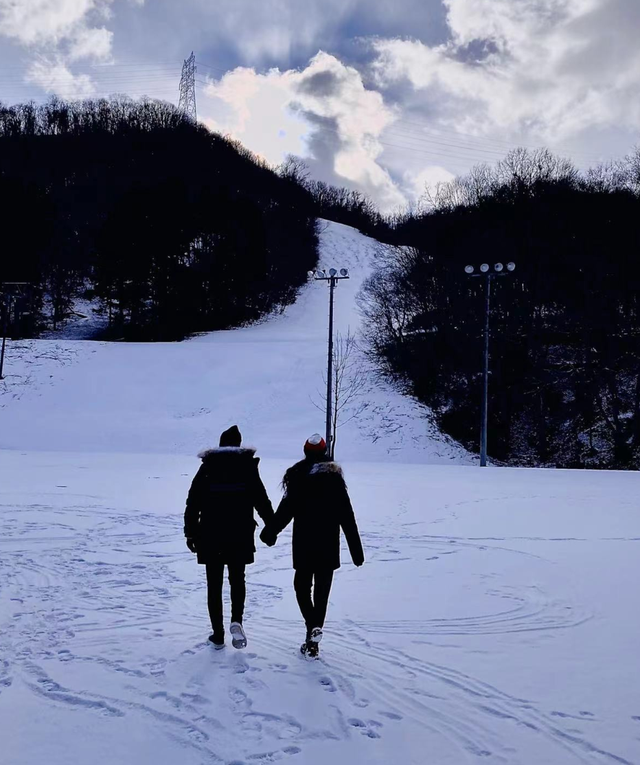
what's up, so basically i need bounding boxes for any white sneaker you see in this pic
[230,621,247,649]
[309,627,323,643]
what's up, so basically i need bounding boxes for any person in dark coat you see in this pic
[184,425,274,649]
[260,434,364,658]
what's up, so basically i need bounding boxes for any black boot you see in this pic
[208,631,225,650]
[300,640,319,659]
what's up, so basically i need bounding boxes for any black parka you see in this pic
[184,447,274,564]
[261,459,364,571]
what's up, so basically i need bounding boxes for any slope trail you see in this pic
[0,220,466,463]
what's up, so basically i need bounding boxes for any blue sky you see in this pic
[1,0,639,211]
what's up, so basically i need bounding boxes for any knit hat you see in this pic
[304,433,327,456]
[219,425,242,447]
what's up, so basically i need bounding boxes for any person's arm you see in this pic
[260,492,295,546]
[338,484,364,566]
[184,464,207,549]
[251,458,275,525]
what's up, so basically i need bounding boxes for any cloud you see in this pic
[27,59,96,99]
[403,165,456,202]
[371,0,640,143]
[202,51,406,212]
[68,25,113,61]
[0,0,118,99]
[0,0,106,47]
[184,0,446,69]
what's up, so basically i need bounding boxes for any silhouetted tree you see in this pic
[361,148,640,469]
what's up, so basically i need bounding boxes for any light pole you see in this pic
[0,295,11,381]
[0,282,29,381]
[310,267,350,456]
[464,262,516,466]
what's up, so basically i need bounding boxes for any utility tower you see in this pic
[178,52,197,121]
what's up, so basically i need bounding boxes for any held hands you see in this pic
[260,528,277,547]
[186,537,197,553]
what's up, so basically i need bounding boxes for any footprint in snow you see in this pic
[242,712,302,739]
[379,710,403,721]
[245,745,302,761]
[348,718,382,739]
[180,692,209,705]
[229,687,249,706]
[319,676,336,692]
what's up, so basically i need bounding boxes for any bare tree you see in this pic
[312,329,370,458]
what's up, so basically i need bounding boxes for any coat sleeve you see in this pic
[338,485,364,566]
[260,491,295,545]
[251,458,275,525]
[184,464,207,538]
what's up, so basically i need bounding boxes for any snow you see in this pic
[1,221,639,765]
[0,222,465,463]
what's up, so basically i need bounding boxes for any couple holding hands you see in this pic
[184,426,364,659]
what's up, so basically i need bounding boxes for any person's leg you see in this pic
[205,561,225,636]
[227,563,246,625]
[311,569,335,630]
[293,569,315,639]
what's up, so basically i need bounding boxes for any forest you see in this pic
[360,148,640,469]
[0,97,320,340]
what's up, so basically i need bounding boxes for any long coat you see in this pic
[184,447,274,565]
[261,459,364,571]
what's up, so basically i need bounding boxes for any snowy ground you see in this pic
[1,453,639,765]
[1,222,639,764]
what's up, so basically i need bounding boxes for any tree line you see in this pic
[0,97,322,339]
[360,148,640,469]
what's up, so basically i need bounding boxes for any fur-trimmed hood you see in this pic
[282,458,344,491]
[198,446,257,461]
[310,461,343,477]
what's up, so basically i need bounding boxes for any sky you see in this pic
[0,0,639,212]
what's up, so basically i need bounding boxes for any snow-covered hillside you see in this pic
[0,221,466,463]
[1,221,639,765]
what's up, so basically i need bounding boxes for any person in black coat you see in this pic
[260,434,364,658]
[184,425,274,649]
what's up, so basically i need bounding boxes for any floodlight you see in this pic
[465,265,474,274]
[494,263,504,272]
[507,262,516,272]
[340,268,349,277]
[329,268,338,277]
[480,263,490,273]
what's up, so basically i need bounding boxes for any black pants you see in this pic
[293,569,334,639]
[205,562,246,635]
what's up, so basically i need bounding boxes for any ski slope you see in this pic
[0,221,466,463]
[1,222,639,765]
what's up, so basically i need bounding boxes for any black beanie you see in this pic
[219,425,242,447]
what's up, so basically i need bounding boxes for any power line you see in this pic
[391,116,606,162]
[196,61,233,77]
